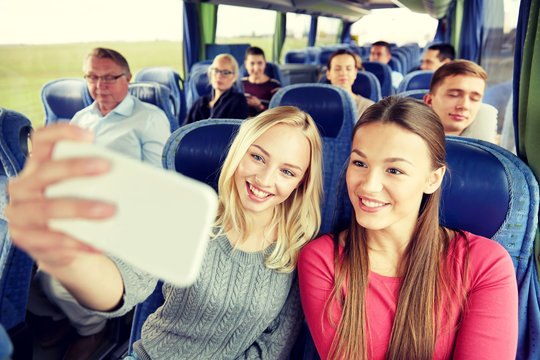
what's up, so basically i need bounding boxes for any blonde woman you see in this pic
[186,53,249,124]
[7,106,323,359]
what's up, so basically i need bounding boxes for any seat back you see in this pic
[285,50,308,64]
[318,71,381,102]
[362,61,393,97]
[441,136,540,360]
[128,119,242,352]
[397,70,434,93]
[0,110,34,358]
[0,108,32,177]
[41,78,93,125]
[128,82,179,132]
[270,84,356,234]
[135,67,186,125]
[388,57,403,74]
[240,61,283,85]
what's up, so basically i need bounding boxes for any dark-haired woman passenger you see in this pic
[326,49,374,119]
[298,96,518,360]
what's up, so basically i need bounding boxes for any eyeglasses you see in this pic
[210,68,235,77]
[84,74,125,84]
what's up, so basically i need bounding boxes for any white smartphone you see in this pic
[45,141,218,287]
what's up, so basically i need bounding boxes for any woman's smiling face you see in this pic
[346,121,443,236]
[234,123,310,222]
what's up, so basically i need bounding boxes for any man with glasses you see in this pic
[27,47,170,360]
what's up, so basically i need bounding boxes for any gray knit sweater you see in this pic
[100,231,303,360]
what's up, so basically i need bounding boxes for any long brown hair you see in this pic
[329,96,468,359]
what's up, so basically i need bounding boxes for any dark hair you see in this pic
[429,59,487,94]
[326,49,364,71]
[329,96,467,360]
[245,46,266,60]
[428,43,456,61]
[86,47,131,77]
[371,41,392,54]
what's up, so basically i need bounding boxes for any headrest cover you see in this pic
[276,87,345,138]
[174,123,240,191]
[440,140,509,238]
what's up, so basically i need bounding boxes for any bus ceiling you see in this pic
[183,0,455,22]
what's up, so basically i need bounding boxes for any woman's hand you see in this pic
[5,123,116,273]
[246,95,263,110]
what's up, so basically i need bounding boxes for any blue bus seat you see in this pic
[398,89,428,100]
[240,61,283,85]
[317,49,335,66]
[285,50,308,64]
[362,61,393,97]
[397,70,434,93]
[326,136,540,360]
[41,78,93,125]
[269,84,356,234]
[128,119,241,353]
[128,82,179,132]
[391,50,409,73]
[305,47,322,65]
[0,108,34,359]
[388,57,403,75]
[0,323,13,359]
[441,136,540,360]
[278,64,320,86]
[318,71,382,102]
[135,67,186,126]
[0,107,32,177]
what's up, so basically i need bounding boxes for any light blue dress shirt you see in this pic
[71,94,171,167]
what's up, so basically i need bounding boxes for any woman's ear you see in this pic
[424,166,445,194]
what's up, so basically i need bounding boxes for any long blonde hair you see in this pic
[215,106,323,272]
[329,96,468,359]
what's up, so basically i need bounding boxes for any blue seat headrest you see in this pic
[128,82,178,131]
[172,122,240,191]
[41,78,93,123]
[440,139,510,238]
[271,86,345,138]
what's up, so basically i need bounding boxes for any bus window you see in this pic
[215,5,275,60]
[481,0,520,151]
[280,13,311,63]
[0,0,183,128]
[351,8,437,47]
[315,17,340,47]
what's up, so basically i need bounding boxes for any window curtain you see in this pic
[273,12,286,63]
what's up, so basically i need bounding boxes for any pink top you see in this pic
[298,231,518,360]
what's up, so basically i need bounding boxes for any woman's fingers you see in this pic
[8,157,111,202]
[29,123,95,163]
[9,226,100,268]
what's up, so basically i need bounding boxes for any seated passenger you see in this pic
[369,41,403,90]
[420,43,455,71]
[185,53,249,124]
[27,47,170,360]
[326,49,374,118]
[242,46,281,117]
[423,60,497,142]
[7,106,323,360]
[298,96,518,360]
